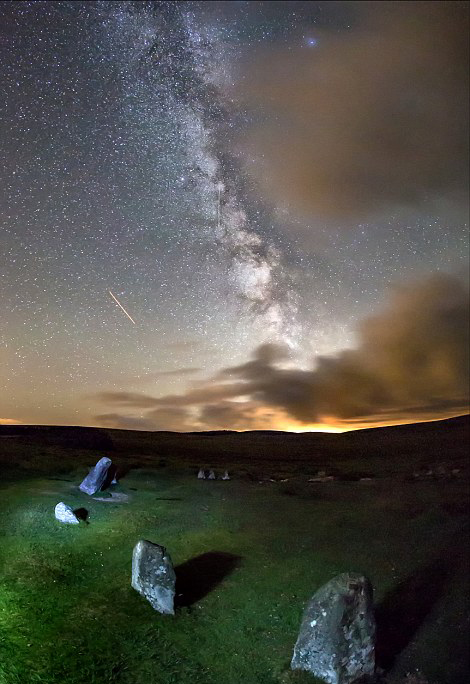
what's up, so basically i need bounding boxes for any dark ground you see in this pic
[0,415,468,684]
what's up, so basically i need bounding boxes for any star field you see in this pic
[0,1,468,430]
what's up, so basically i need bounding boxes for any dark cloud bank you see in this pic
[94,274,469,431]
[236,1,469,225]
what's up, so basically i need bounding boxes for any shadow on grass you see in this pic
[375,555,450,672]
[100,464,118,491]
[175,551,242,607]
[73,507,89,522]
[155,497,183,501]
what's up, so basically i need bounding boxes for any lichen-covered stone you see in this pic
[131,540,176,615]
[79,456,112,495]
[291,573,375,684]
[54,502,80,524]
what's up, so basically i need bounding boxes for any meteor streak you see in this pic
[108,290,136,325]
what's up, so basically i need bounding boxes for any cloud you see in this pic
[94,414,156,430]
[93,274,469,430]
[235,1,469,223]
[220,273,469,423]
[93,392,162,409]
[0,418,22,425]
[198,401,285,431]
[150,367,202,377]
[94,381,251,410]
[95,408,194,432]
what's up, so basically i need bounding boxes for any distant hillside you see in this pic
[1,414,468,480]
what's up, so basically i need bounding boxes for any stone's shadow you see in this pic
[155,497,182,501]
[115,464,134,481]
[73,507,89,523]
[175,552,242,608]
[100,464,118,491]
[375,555,450,671]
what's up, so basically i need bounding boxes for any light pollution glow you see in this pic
[0,2,468,433]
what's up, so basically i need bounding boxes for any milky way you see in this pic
[0,1,468,429]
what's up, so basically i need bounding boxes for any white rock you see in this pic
[54,502,80,525]
[220,470,230,480]
[197,469,206,479]
[207,470,216,480]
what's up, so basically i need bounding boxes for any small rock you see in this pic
[291,572,375,684]
[79,457,112,495]
[207,470,216,480]
[131,540,176,615]
[197,469,206,479]
[54,502,80,525]
[220,470,230,480]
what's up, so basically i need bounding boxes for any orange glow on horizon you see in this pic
[268,410,470,434]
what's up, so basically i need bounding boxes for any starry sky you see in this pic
[1,1,468,432]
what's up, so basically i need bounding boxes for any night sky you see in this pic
[1,1,468,431]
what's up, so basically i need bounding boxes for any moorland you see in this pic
[0,416,468,684]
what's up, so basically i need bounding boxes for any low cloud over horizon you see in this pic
[93,273,469,432]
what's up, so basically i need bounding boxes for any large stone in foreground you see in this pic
[55,502,79,524]
[291,573,375,684]
[131,540,176,615]
[79,456,112,495]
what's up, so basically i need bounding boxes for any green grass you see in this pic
[0,420,469,683]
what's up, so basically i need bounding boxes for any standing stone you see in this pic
[207,470,216,480]
[54,502,80,525]
[79,456,112,495]
[291,573,375,684]
[220,470,230,480]
[131,540,176,615]
[197,469,206,479]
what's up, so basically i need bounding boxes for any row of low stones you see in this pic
[197,468,230,480]
[54,459,231,523]
[54,457,375,683]
[133,540,375,684]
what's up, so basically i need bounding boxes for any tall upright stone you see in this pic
[131,540,176,615]
[79,456,112,495]
[291,573,375,684]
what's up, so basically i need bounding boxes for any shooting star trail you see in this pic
[108,290,137,325]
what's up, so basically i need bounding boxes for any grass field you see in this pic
[0,417,469,684]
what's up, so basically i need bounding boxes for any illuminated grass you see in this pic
[0,463,468,684]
